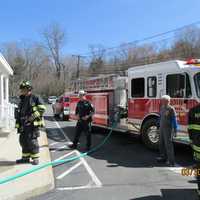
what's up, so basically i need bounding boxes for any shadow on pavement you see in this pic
[0,161,16,166]
[44,116,55,122]
[39,144,49,149]
[44,115,69,122]
[45,116,194,169]
[130,189,198,200]
[46,127,69,142]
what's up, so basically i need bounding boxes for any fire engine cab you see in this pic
[69,59,200,149]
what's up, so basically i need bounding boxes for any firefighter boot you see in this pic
[32,158,39,165]
[166,160,175,167]
[68,143,77,149]
[156,157,167,163]
[197,189,200,199]
[85,146,91,152]
[16,158,30,164]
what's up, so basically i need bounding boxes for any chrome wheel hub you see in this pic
[147,126,159,144]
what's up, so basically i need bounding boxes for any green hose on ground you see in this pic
[0,125,113,185]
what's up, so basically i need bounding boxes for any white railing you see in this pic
[0,102,16,131]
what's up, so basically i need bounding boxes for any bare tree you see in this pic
[42,23,66,78]
[88,45,105,75]
[1,42,26,95]
[172,26,200,59]
[1,41,51,96]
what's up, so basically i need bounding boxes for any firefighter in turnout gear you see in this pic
[15,81,46,165]
[69,90,94,151]
[188,103,200,197]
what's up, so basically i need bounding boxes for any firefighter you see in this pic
[69,90,94,151]
[157,95,178,167]
[188,103,200,197]
[15,81,46,165]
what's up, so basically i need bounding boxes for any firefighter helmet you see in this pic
[78,90,86,96]
[19,80,32,90]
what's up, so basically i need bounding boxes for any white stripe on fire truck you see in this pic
[93,114,109,119]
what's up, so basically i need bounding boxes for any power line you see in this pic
[75,35,176,66]
[86,50,191,77]
[78,20,200,57]
[64,20,200,79]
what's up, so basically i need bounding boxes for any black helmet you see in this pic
[19,80,32,90]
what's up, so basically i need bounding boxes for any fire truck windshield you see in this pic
[194,72,200,98]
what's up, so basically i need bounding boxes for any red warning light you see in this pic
[186,58,200,65]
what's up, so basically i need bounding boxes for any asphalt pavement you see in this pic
[30,105,199,200]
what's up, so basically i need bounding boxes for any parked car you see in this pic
[52,95,70,120]
[48,96,57,104]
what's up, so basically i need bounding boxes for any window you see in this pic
[166,73,192,98]
[185,73,192,98]
[147,76,157,97]
[131,78,145,98]
[194,72,200,98]
[166,74,185,98]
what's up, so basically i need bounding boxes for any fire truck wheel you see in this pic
[141,118,159,150]
[54,114,59,118]
[58,112,63,120]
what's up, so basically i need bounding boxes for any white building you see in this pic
[0,53,15,132]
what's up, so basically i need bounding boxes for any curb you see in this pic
[0,130,55,200]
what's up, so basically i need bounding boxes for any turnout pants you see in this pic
[19,125,39,159]
[192,136,200,191]
[159,127,175,164]
[73,120,91,148]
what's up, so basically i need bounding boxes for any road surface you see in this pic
[30,105,199,200]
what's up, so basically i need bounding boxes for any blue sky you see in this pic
[0,0,200,54]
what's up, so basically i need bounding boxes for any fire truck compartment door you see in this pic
[69,96,79,120]
[90,94,109,126]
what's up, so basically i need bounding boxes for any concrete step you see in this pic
[0,130,10,138]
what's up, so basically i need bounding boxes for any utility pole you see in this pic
[72,55,86,92]
[72,55,86,79]
[29,65,32,81]
[76,55,80,79]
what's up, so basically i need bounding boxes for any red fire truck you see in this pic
[69,59,200,149]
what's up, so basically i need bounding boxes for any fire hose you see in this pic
[0,121,116,185]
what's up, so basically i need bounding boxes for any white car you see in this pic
[48,96,57,104]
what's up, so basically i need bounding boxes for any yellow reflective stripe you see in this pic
[194,152,200,161]
[33,111,41,118]
[37,105,46,110]
[188,124,200,131]
[15,123,20,128]
[33,120,45,126]
[192,145,200,152]
[22,153,30,157]
[33,121,40,126]
[30,153,39,158]
[32,106,37,111]
[37,105,46,113]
